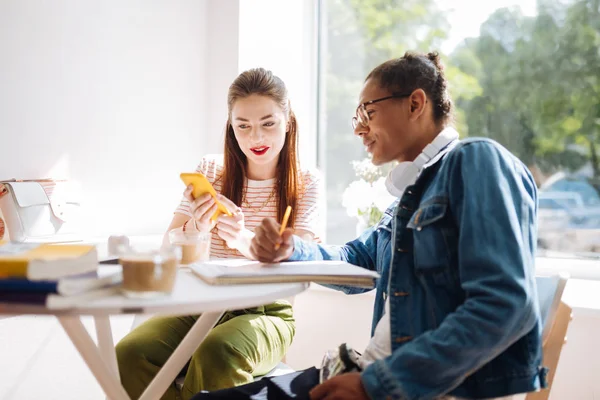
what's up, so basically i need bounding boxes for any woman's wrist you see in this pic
[183,217,201,233]
[227,228,254,252]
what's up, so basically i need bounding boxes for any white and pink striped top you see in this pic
[175,155,323,259]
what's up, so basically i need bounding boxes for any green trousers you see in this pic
[115,301,295,400]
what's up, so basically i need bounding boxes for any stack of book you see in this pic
[0,241,122,309]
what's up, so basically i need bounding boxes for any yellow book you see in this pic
[0,242,98,280]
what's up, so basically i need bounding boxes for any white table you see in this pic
[0,267,308,400]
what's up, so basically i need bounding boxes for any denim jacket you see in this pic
[290,138,547,399]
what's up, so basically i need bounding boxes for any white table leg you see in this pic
[138,311,223,400]
[95,316,119,377]
[58,316,130,400]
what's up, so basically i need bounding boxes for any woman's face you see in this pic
[231,94,288,175]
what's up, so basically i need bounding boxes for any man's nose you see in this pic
[354,121,368,137]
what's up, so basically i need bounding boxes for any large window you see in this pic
[319,0,600,259]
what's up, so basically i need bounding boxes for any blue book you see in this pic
[0,292,47,304]
[0,271,121,296]
[0,285,121,309]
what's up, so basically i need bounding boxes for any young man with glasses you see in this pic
[192,52,546,400]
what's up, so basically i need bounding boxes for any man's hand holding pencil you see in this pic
[250,206,294,263]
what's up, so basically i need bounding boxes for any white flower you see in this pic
[352,158,382,183]
[343,157,398,227]
[372,177,396,212]
[342,179,373,217]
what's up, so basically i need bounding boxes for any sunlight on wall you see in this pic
[0,0,211,239]
[238,0,318,170]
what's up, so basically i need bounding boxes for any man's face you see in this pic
[353,79,421,165]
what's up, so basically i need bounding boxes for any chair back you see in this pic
[526,273,571,400]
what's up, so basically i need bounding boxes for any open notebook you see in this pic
[190,259,380,288]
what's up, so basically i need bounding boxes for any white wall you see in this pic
[0,0,235,238]
[238,0,319,170]
[287,285,375,369]
[205,0,240,153]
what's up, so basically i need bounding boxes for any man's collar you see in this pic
[423,126,460,169]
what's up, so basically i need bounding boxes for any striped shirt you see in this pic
[175,155,323,258]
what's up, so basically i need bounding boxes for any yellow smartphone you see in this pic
[180,172,233,221]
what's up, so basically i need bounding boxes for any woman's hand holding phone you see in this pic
[181,173,255,258]
[184,185,218,233]
[184,186,253,254]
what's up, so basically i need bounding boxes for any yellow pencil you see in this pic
[275,205,292,250]
[279,206,292,235]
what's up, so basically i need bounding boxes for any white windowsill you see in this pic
[536,255,600,281]
[307,256,600,315]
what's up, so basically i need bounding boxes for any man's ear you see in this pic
[408,89,428,121]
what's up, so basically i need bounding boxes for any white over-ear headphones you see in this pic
[385,127,459,197]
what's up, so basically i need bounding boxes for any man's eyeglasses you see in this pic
[351,93,412,129]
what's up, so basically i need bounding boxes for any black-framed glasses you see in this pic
[351,93,412,129]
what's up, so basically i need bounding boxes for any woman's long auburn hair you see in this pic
[221,68,300,228]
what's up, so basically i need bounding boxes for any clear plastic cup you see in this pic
[119,246,179,298]
[168,229,211,266]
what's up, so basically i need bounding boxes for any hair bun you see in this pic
[427,51,445,71]
[367,51,453,125]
